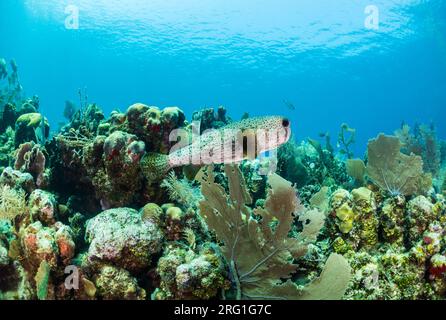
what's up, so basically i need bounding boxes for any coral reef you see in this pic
[191,106,230,132]
[86,131,146,208]
[1,60,446,300]
[395,123,442,178]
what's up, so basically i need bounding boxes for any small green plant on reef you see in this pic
[337,123,356,159]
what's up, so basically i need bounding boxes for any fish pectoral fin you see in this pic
[241,130,259,160]
[183,164,202,181]
[243,150,258,160]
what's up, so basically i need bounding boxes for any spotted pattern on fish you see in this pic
[141,116,291,180]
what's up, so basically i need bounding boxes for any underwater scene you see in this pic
[0,0,446,302]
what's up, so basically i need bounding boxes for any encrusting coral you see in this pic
[154,243,228,300]
[93,265,146,300]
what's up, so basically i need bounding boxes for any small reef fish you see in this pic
[142,116,291,180]
[283,99,295,110]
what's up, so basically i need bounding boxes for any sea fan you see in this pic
[199,164,351,300]
[367,134,432,196]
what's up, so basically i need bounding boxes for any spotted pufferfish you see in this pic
[141,116,291,180]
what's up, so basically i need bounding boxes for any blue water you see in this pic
[1,0,445,155]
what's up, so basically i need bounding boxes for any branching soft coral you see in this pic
[161,171,202,209]
[199,164,351,300]
[0,185,27,222]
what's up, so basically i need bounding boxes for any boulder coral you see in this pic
[84,208,163,273]
[120,103,186,153]
[85,131,146,208]
[407,195,437,245]
[28,189,58,225]
[154,243,227,300]
[93,265,146,300]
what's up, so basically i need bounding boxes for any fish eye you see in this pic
[282,118,290,128]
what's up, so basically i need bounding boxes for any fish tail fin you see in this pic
[141,153,171,180]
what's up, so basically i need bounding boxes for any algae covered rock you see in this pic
[14,142,47,188]
[407,195,436,244]
[86,131,146,208]
[85,208,163,272]
[140,202,164,225]
[161,106,186,129]
[93,265,146,300]
[344,248,433,300]
[0,244,9,266]
[351,187,378,249]
[29,189,58,225]
[20,221,75,270]
[121,103,186,153]
[191,106,229,132]
[0,167,35,193]
[154,243,227,300]
[380,195,406,246]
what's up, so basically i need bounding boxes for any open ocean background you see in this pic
[1,0,445,155]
